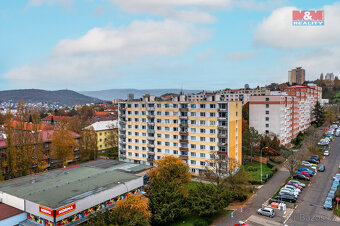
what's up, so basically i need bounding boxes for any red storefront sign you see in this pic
[56,203,76,217]
[39,206,54,217]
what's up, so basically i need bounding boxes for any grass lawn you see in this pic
[169,209,233,226]
[243,162,273,184]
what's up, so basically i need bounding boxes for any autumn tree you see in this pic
[31,109,48,172]
[51,123,79,167]
[3,110,18,179]
[67,116,83,134]
[242,127,261,162]
[112,194,151,226]
[80,126,98,161]
[104,123,118,152]
[324,107,337,123]
[283,151,303,178]
[0,113,5,125]
[146,156,191,224]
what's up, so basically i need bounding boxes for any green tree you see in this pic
[242,102,249,122]
[188,183,230,217]
[312,102,324,127]
[146,156,191,224]
[242,127,261,162]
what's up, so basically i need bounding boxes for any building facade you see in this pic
[86,120,118,152]
[249,84,322,145]
[118,100,242,175]
[288,67,305,85]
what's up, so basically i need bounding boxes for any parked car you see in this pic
[289,180,306,188]
[275,195,297,203]
[284,185,301,193]
[287,182,303,190]
[257,207,275,218]
[293,174,310,181]
[324,150,329,156]
[310,155,320,161]
[296,172,311,178]
[268,199,285,205]
[301,161,312,167]
[328,191,335,199]
[330,187,337,193]
[233,223,251,226]
[334,174,340,180]
[307,159,319,164]
[318,165,325,172]
[323,197,333,210]
[280,188,298,197]
[318,139,329,146]
[335,131,340,137]
[332,180,340,187]
[298,168,314,175]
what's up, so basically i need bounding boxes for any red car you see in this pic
[233,223,250,226]
[287,182,303,190]
[296,172,310,177]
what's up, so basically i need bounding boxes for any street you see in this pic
[286,136,340,226]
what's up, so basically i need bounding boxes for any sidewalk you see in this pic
[212,166,290,226]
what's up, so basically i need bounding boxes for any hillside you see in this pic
[0,89,102,106]
[79,89,204,100]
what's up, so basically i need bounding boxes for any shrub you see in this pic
[193,219,209,226]
[266,161,276,169]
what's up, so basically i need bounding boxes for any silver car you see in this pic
[257,207,275,218]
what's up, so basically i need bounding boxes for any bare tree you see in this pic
[283,151,303,178]
[104,123,118,151]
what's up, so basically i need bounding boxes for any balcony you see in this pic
[120,140,126,145]
[179,108,188,112]
[218,117,227,121]
[180,115,188,119]
[219,108,227,112]
[119,134,125,138]
[179,139,188,143]
[147,143,155,148]
[148,107,155,111]
[218,133,227,138]
[148,137,155,140]
[148,121,155,125]
[179,147,189,151]
[147,150,155,155]
[148,129,155,133]
[180,130,188,135]
[217,142,227,146]
[218,125,227,129]
[119,114,126,118]
[147,114,155,118]
[119,121,126,125]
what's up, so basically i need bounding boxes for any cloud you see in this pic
[291,47,340,78]
[93,5,105,16]
[253,3,340,49]
[3,20,209,89]
[233,0,286,11]
[227,50,259,61]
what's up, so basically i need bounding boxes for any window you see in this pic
[200,145,205,150]
[191,136,196,141]
[174,151,178,154]
[191,120,196,125]
[200,129,205,133]
[191,104,196,108]
[210,146,215,151]
[191,160,196,165]
[99,139,102,142]
[165,112,170,116]
[157,104,161,108]
[200,153,205,158]
[191,152,196,157]
[165,127,170,131]
[200,112,205,117]
[266,117,269,121]
[142,154,146,158]
[165,142,170,146]
[135,153,139,157]
[266,97,270,101]
[128,152,132,156]
[200,120,205,125]
[200,104,205,108]
[266,104,269,108]
[266,124,269,128]
[173,104,178,108]
[165,104,169,108]
[99,133,102,136]
[200,137,205,141]
[173,135,178,139]
[165,134,170,138]
[165,149,170,154]
[210,104,215,108]
[157,111,161,115]
[191,128,196,133]
[200,161,205,166]
[210,129,215,134]
[266,110,269,115]
[210,121,216,126]
[210,112,215,117]
[173,120,178,124]
[191,112,196,116]
[210,138,215,142]
[173,143,177,147]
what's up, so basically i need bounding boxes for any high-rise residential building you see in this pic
[118,98,242,175]
[249,84,322,145]
[288,67,305,85]
[325,73,335,82]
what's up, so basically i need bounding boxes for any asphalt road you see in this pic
[286,136,340,226]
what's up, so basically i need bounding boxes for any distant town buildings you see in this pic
[325,73,335,82]
[41,116,72,125]
[288,67,305,85]
[118,96,242,175]
[249,84,322,145]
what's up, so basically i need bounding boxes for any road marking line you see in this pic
[283,204,298,224]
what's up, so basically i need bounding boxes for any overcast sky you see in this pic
[1,0,339,91]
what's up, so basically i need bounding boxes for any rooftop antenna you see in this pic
[180,82,184,95]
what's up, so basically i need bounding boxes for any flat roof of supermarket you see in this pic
[0,160,144,209]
